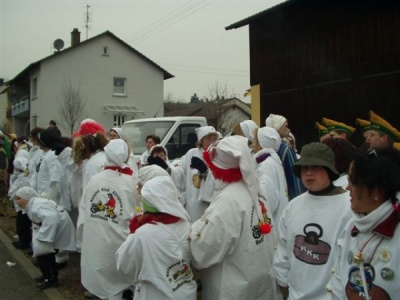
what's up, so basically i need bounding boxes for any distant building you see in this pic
[0,29,173,136]
[165,97,251,136]
[227,0,400,148]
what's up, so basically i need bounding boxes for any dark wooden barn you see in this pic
[226,0,400,148]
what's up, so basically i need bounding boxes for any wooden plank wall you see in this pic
[249,4,400,148]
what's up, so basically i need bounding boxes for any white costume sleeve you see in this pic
[270,206,290,287]
[190,211,239,269]
[115,233,143,282]
[35,205,60,243]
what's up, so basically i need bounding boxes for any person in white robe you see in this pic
[116,175,197,300]
[174,126,219,222]
[254,127,289,236]
[109,127,138,174]
[327,148,400,300]
[8,157,32,249]
[77,139,137,299]
[270,142,352,300]
[190,135,281,300]
[15,187,76,290]
[27,127,44,191]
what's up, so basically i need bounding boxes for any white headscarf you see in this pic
[141,176,190,221]
[16,187,39,201]
[205,135,263,222]
[239,120,258,142]
[149,144,168,158]
[265,113,287,131]
[111,127,126,140]
[13,157,28,172]
[257,127,281,152]
[196,126,221,141]
[104,139,129,168]
[138,165,169,185]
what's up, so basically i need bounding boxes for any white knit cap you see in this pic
[265,114,287,131]
[138,165,169,185]
[111,127,126,140]
[16,187,39,201]
[239,120,258,142]
[196,126,219,141]
[257,127,282,152]
[141,176,190,221]
[104,139,129,168]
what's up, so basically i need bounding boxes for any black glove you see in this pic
[190,156,208,173]
[147,156,168,170]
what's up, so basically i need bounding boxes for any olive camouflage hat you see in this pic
[292,142,339,180]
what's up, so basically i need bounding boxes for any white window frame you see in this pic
[113,114,126,127]
[31,77,38,100]
[113,77,126,96]
[32,115,37,128]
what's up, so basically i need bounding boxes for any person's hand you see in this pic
[147,156,168,170]
[190,157,208,173]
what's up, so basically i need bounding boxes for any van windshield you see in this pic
[122,121,174,155]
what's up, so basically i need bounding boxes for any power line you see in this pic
[126,0,216,45]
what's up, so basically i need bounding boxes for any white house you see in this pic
[1,29,173,136]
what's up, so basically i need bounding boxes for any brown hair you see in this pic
[72,132,109,165]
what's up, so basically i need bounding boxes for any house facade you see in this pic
[226,0,400,148]
[1,29,173,137]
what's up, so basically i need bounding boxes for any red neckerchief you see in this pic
[104,166,133,175]
[351,208,399,238]
[129,213,181,233]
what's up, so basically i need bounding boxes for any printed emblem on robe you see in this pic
[345,264,390,300]
[89,188,124,223]
[293,223,331,264]
[166,260,195,292]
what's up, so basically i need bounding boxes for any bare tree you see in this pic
[57,80,86,136]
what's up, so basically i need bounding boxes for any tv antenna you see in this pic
[85,4,91,40]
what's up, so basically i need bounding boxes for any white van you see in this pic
[122,116,207,161]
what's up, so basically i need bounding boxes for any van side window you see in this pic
[166,125,200,159]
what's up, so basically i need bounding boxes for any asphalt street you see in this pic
[0,229,65,300]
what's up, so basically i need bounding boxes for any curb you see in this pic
[0,229,67,300]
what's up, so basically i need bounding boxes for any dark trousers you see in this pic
[37,252,58,282]
[16,211,32,245]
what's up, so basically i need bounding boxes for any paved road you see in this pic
[0,235,48,300]
[0,229,66,300]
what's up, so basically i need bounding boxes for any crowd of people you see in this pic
[0,110,399,300]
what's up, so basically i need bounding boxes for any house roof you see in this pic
[5,30,174,86]
[225,0,400,30]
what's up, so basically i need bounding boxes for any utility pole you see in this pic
[85,4,91,40]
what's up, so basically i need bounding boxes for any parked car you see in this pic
[122,116,207,162]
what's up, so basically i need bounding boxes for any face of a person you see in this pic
[319,134,330,143]
[146,138,156,150]
[153,150,166,161]
[365,130,388,150]
[278,121,290,139]
[346,162,379,214]
[201,133,218,150]
[109,130,120,140]
[301,166,331,192]
[329,130,347,139]
[16,196,28,209]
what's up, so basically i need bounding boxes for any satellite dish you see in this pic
[53,39,64,51]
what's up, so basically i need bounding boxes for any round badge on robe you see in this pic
[348,250,354,264]
[381,267,394,281]
[378,248,392,262]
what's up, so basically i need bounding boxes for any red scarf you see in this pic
[129,213,181,233]
[104,166,133,175]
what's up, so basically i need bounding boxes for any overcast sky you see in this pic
[1,0,284,102]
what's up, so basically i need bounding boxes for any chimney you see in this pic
[71,28,81,47]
